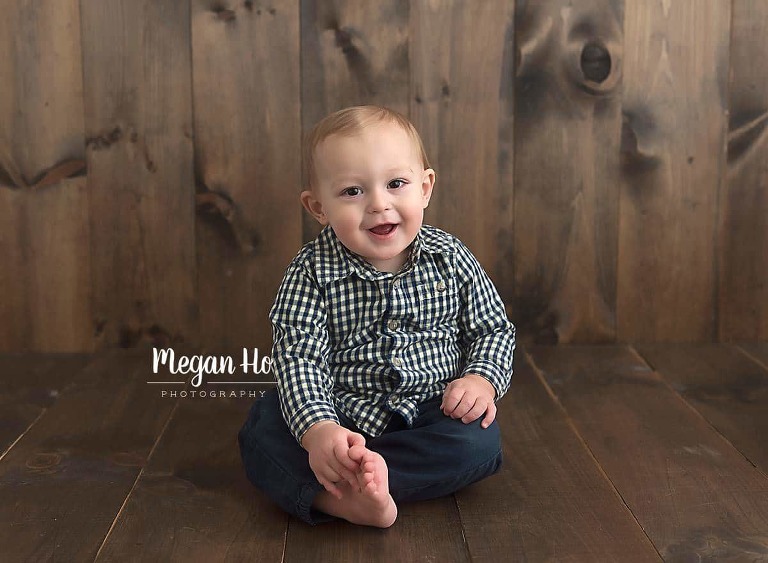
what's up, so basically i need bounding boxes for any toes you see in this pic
[363,478,378,493]
[354,471,369,490]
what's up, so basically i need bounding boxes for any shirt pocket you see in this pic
[417,278,460,329]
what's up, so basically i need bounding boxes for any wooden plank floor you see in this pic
[1,345,767,561]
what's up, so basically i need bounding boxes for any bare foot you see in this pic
[312,446,397,528]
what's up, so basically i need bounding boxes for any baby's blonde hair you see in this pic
[303,105,431,191]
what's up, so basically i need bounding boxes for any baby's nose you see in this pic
[366,188,392,212]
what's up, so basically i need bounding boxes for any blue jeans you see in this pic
[238,389,503,525]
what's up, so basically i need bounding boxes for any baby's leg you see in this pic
[239,390,341,525]
[311,445,397,528]
[365,397,503,504]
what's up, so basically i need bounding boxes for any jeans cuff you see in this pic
[296,482,337,526]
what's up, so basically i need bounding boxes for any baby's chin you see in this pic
[364,246,417,272]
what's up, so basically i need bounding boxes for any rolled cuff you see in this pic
[462,359,511,401]
[290,401,340,446]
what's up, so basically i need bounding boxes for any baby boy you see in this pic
[238,105,516,528]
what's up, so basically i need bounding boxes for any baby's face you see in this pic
[302,121,435,273]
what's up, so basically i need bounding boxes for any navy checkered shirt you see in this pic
[269,224,516,445]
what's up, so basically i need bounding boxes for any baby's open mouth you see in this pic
[369,224,397,235]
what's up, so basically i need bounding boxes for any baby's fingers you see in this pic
[460,399,486,424]
[334,462,359,490]
[441,387,464,414]
[480,401,497,429]
[319,476,344,500]
[332,446,359,488]
[333,443,360,473]
[450,395,476,419]
[316,464,348,498]
[346,432,366,449]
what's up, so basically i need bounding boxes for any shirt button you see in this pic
[436,280,446,292]
[392,357,403,368]
[388,319,400,331]
[389,394,399,405]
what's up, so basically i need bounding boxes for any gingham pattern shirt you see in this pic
[269,224,516,445]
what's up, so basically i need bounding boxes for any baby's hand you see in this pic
[441,374,497,428]
[301,421,365,499]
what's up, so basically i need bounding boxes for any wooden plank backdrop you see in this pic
[512,0,623,344]
[0,0,91,352]
[1,0,767,352]
[81,0,197,349]
[192,0,301,355]
[410,0,514,274]
[617,0,729,342]
[719,0,768,341]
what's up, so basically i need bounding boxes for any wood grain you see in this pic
[0,0,91,352]
[300,0,410,243]
[618,0,730,341]
[719,0,768,341]
[635,343,768,473]
[457,351,660,561]
[0,354,90,458]
[740,343,768,371]
[94,396,286,561]
[81,0,197,349]
[411,0,514,282]
[193,0,302,353]
[530,346,768,560]
[0,189,29,350]
[0,351,177,561]
[512,0,623,344]
[286,497,467,563]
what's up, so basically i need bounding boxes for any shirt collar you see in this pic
[313,224,453,285]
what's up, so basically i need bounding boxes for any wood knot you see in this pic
[86,126,123,150]
[334,27,356,56]
[0,158,87,191]
[213,6,236,22]
[196,188,259,255]
[566,39,621,96]
[26,452,62,470]
[580,41,611,83]
[620,110,661,176]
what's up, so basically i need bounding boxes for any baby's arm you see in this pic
[451,239,516,414]
[270,258,360,495]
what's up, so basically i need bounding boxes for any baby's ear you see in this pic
[421,168,435,207]
[300,189,329,225]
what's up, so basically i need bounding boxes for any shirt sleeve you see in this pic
[454,239,516,400]
[268,257,339,445]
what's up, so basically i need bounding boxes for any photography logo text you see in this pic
[148,347,275,399]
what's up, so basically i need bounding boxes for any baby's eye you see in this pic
[342,187,362,197]
[388,179,406,189]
